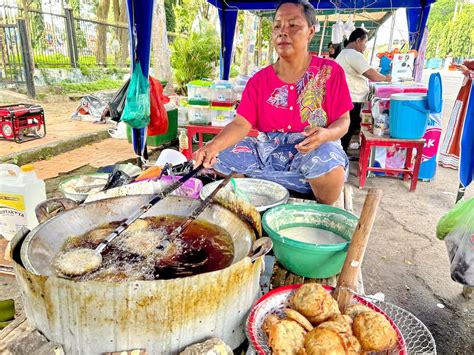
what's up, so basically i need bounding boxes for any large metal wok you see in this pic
[12,194,270,354]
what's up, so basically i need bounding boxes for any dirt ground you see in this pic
[1,70,473,353]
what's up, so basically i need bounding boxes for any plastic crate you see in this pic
[126,108,178,146]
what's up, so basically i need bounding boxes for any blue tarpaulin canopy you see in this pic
[208,0,437,79]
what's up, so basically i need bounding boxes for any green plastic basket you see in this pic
[126,108,178,147]
[262,203,358,278]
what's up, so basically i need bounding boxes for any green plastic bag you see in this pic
[121,61,150,128]
[436,198,474,240]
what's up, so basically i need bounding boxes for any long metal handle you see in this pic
[95,164,203,254]
[169,174,234,240]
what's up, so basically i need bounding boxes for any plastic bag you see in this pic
[444,205,474,286]
[148,76,168,136]
[121,61,150,128]
[436,198,474,240]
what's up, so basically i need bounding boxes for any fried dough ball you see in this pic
[353,311,398,352]
[330,314,353,326]
[344,304,373,319]
[344,335,363,354]
[284,308,314,332]
[291,283,327,318]
[263,314,280,337]
[303,328,346,355]
[269,319,306,355]
[306,293,341,324]
[317,320,352,336]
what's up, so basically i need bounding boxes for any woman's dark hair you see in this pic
[345,28,368,47]
[328,42,341,59]
[275,0,317,27]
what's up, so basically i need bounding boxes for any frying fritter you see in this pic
[284,308,314,332]
[291,283,327,319]
[353,311,398,352]
[269,319,306,355]
[86,227,114,244]
[263,314,280,337]
[303,328,346,355]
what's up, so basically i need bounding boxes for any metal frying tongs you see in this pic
[55,164,204,277]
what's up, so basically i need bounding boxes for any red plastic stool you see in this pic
[358,126,426,192]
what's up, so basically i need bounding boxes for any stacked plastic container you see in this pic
[187,80,212,125]
[209,81,236,127]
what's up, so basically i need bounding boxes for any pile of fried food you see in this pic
[262,283,398,354]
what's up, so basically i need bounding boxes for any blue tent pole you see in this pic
[218,6,238,80]
[126,0,155,165]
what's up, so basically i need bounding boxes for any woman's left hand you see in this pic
[296,126,333,153]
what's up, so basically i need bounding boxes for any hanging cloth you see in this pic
[331,19,344,44]
[343,16,355,39]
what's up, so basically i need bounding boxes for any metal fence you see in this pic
[0,4,131,68]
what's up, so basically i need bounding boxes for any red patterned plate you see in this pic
[246,284,407,355]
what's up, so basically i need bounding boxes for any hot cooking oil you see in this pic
[57,215,235,281]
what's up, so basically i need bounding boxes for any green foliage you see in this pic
[26,0,48,50]
[57,78,123,93]
[230,64,239,78]
[261,17,273,42]
[165,0,176,33]
[170,25,219,93]
[426,0,474,58]
[173,0,199,34]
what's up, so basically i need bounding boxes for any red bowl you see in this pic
[246,284,407,355]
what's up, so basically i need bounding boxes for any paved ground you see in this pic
[353,69,473,354]
[1,70,473,353]
[0,97,113,157]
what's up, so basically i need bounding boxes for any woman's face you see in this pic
[272,3,315,59]
[328,44,335,55]
[355,37,368,53]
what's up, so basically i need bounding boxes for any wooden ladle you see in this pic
[334,188,383,313]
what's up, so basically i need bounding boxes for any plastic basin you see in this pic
[262,203,358,278]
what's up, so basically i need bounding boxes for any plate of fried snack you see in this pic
[246,283,406,354]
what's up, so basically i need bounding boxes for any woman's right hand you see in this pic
[194,142,220,168]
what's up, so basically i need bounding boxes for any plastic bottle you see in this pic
[0,164,47,240]
[178,129,191,160]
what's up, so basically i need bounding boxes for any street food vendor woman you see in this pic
[195,0,353,205]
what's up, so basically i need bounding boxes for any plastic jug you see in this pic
[0,164,47,240]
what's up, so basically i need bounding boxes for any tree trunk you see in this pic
[152,0,174,93]
[240,12,253,76]
[112,0,128,67]
[267,39,274,64]
[18,0,35,69]
[255,16,263,67]
[96,0,110,66]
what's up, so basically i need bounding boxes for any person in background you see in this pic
[328,42,341,59]
[336,28,391,154]
[194,0,353,205]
